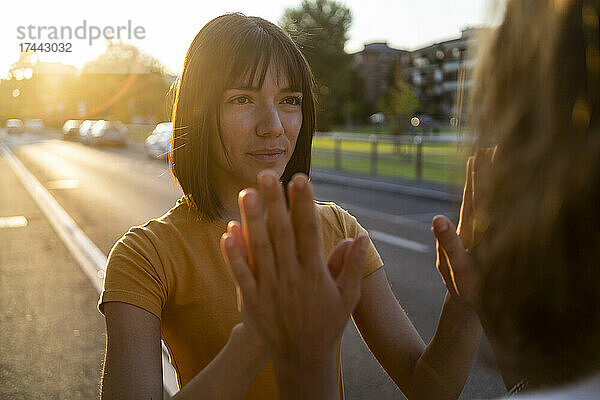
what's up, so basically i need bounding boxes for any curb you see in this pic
[310,169,461,203]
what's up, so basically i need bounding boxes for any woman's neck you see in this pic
[215,180,256,225]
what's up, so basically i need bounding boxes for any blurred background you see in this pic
[0,0,507,399]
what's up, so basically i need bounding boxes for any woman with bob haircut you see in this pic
[98,13,481,400]
[223,0,600,398]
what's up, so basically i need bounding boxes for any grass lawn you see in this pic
[311,137,469,186]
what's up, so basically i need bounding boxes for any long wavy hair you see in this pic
[470,0,600,386]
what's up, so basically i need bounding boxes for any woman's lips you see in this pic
[247,149,285,163]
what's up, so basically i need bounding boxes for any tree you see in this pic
[0,43,173,126]
[378,62,420,134]
[280,0,355,131]
[77,41,172,123]
[0,52,78,126]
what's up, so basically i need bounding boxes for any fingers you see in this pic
[457,156,474,248]
[327,239,353,279]
[238,188,277,286]
[435,236,459,297]
[288,174,324,273]
[336,234,368,311]
[472,149,494,245]
[472,148,493,211]
[221,232,257,309]
[432,215,471,297]
[257,170,299,282]
[227,220,248,268]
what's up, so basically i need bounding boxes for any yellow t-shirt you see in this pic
[98,197,382,399]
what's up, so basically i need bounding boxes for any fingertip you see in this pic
[221,233,235,252]
[227,220,238,233]
[238,189,248,209]
[230,221,243,238]
[337,238,354,256]
[356,233,369,250]
[432,215,449,234]
[240,188,259,210]
[292,173,307,189]
[257,169,278,189]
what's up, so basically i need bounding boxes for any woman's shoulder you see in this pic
[314,200,360,236]
[113,196,198,250]
[314,200,343,222]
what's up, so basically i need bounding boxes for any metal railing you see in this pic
[312,132,468,183]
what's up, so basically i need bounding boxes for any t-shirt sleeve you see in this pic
[98,226,168,319]
[330,204,383,278]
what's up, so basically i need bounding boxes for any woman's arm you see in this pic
[101,302,269,400]
[353,152,497,399]
[101,302,163,399]
[353,269,481,400]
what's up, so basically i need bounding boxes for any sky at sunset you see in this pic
[0,0,503,75]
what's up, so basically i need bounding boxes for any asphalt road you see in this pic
[1,130,505,399]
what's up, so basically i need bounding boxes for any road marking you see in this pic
[369,229,430,253]
[338,202,430,229]
[0,142,179,397]
[0,216,28,228]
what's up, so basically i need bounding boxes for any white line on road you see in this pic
[0,142,179,397]
[369,229,430,253]
[339,202,431,229]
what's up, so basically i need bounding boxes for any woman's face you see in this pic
[209,62,303,193]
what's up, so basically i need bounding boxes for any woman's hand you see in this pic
[457,147,497,250]
[220,171,368,399]
[221,171,367,363]
[432,147,496,310]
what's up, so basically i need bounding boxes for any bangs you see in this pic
[171,13,316,221]
[222,24,305,92]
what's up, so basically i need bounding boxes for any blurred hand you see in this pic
[457,147,497,250]
[432,215,478,309]
[220,171,368,365]
[432,147,497,310]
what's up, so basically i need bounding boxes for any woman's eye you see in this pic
[282,96,302,106]
[232,96,250,104]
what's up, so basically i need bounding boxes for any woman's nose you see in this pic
[256,103,284,137]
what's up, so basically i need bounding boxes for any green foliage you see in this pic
[281,0,360,130]
[378,63,420,134]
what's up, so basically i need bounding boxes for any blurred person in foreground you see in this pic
[222,0,600,398]
[99,12,480,400]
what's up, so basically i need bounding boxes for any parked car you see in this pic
[62,120,82,140]
[25,119,44,133]
[78,120,98,144]
[6,119,24,134]
[89,120,127,146]
[144,122,172,160]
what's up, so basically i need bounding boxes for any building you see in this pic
[404,28,483,123]
[353,28,485,125]
[352,42,410,105]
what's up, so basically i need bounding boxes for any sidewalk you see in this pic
[0,154,106,399]
[311,168,463,203]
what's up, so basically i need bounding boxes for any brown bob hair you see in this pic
[469,0,600,386]
[169,13,316,221]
